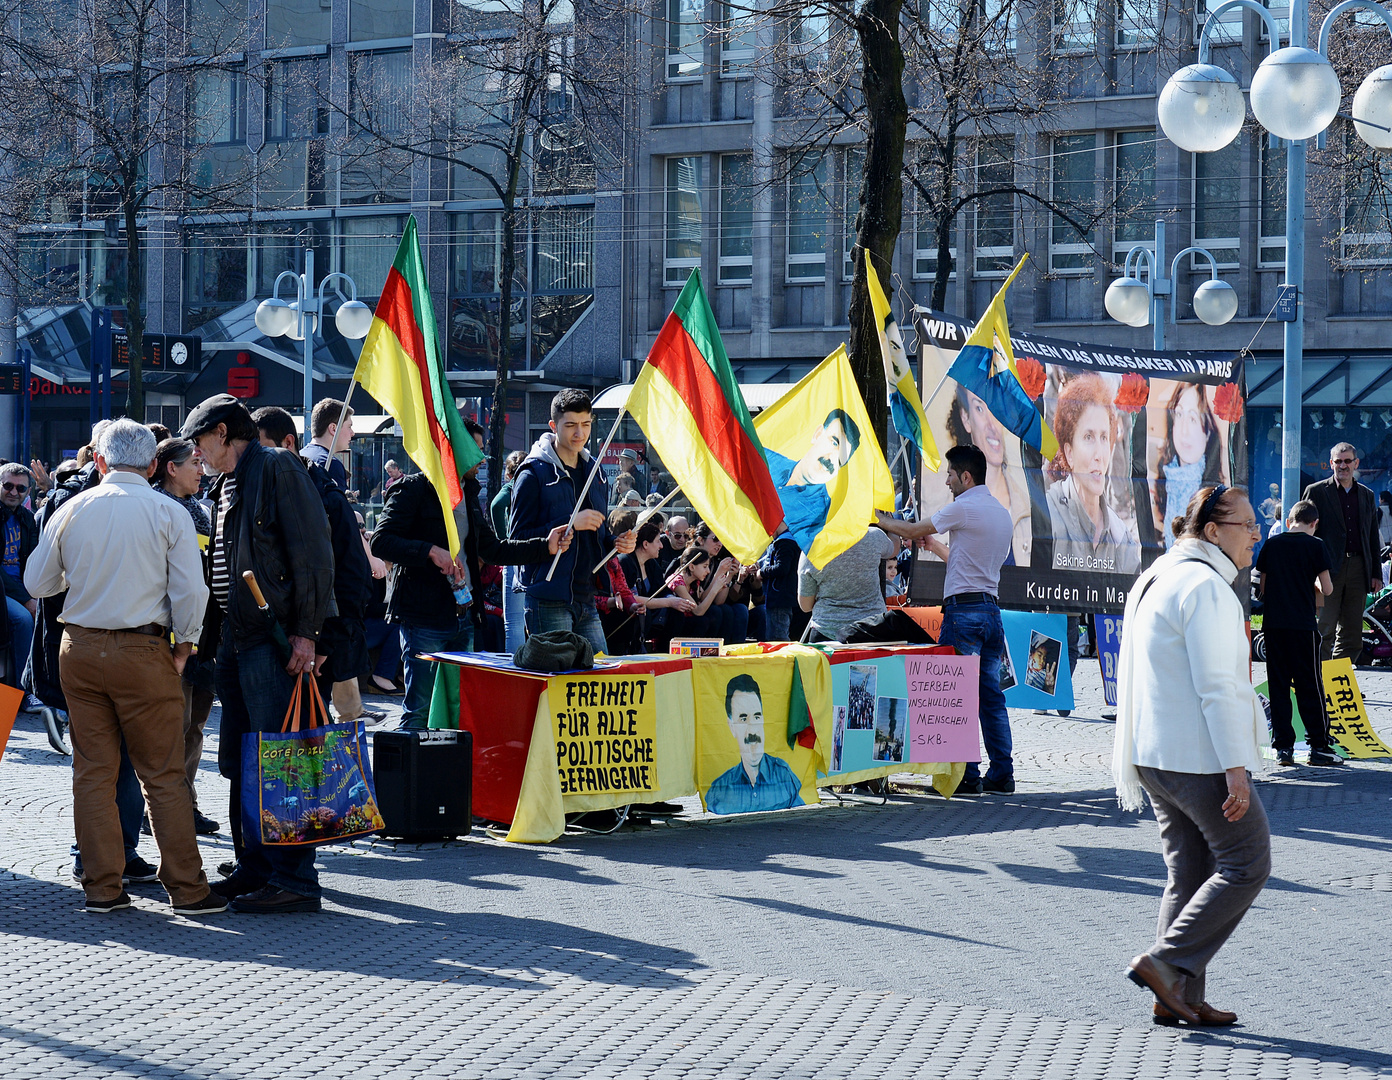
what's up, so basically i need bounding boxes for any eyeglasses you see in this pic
[1333,458,1356,466]
[1212,519,1260,534]
[2,482,28,494]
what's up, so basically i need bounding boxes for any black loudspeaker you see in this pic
[372,729,472,840]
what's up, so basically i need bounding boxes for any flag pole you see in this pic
[592,484,684,574]
[543,404,627,582]
[330,380,357,456]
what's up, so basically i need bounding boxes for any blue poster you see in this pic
[999,611,1074,711]
[1095,614,1123,707]
[826,655,910,778]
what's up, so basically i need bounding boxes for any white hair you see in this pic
[97,419,158,469]
[90,419,115,447]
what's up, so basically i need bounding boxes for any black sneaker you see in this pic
[1307,748,1345,766]
[193,812,221,835]
[43,708,70,755]
[210,875,267,899]
[954,778,983,796]
[172,892,229,916]
[230,885,321,914]
[217,861,238,878]
[1276,750,1296,767]
[981,777,1016,795]
[85,891,133,914]
[123,856,159,883]
[1056,709,1071,717]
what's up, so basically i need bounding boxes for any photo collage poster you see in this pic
[912,312,1248,614]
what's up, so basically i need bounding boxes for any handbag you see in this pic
[241,674,386,846]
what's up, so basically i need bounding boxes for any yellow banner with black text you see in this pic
[548,674,660,795]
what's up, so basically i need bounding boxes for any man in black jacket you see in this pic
[1302,442,1383,660]
[183,394,336,914]
[371,425,575,729]
[253,406,374,723]
[1,462,40,694]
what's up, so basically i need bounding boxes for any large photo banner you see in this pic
[911,312,1248,614]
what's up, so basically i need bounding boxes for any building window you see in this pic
[667,0,703,80]
[718,153,753,284]
[1260,139,1286,267]
[1116,0,1157,45]
[786,151,829,281]
[185,228,249,330]
[266,60,329,140]
[974,136,1014,275]
[1051,133,1096,272]
[1053,0,1093,51]
[351,0,413,41]
[534,207,595,292]
[842,146,863,281]
[982,0,1018,51]
[255,222,330,296]
[665,156,705,284]
[1113,130,1155,261]
[1341,157,1392,266]
[720,2,755,74]
[349,49,412,135]
[191,68,246,145]
[187,0,243,55]
[1193,140,1241,268]
[266,0,331,48]
[340,216,405,295]
[1195,0,1287,45]
[914,183,957,282]
[790,4,829,67]
[452,0,520,33]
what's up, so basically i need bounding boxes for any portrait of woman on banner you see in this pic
[1045,373,1142,576]
[1148,381,1228,549]
[946,385,1033,567]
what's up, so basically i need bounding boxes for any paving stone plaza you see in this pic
[1,663,1389,1079]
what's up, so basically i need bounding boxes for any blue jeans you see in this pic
[399,617,473,729]
[364,617,403,682]
[938,602,1013,784]
[748,603,768,644]
[503,566,526,653]
[5,595,33,686]
[71,742,143,870]
[524,597,608,656]
[216,638,320,898]
[766,606,792,642]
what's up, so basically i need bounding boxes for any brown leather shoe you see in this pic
[1127,955,1201,1025]
[1154,1001,1238,1027]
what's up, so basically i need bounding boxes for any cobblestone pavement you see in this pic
[2,661,1390,1079]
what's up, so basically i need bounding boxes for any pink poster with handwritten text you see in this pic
[906,654,980,762]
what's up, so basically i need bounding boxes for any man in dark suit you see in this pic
[1302,442,1383,660]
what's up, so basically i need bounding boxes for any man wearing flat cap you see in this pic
[182,394,336,914]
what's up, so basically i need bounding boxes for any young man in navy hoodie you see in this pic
[510,389,635,653]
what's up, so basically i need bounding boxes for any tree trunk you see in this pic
[123,194,144,420]
[848,0,908,452]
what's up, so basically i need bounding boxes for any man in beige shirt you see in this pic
[25,419,223,916]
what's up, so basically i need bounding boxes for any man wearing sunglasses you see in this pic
[1,462,40,700]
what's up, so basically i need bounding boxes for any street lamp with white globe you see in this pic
[1105,220,1237,349]
[254,247,374,420]
[1156,0,1392,511]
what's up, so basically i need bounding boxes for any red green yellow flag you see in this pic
[627,270,783,565]
[352,216,483,556]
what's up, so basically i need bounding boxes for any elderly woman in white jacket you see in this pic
[1114,484,1269,1028]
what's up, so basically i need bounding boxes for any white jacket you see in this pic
[1113,538,1266,811]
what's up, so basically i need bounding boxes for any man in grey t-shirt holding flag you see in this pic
[878,444,1015,795]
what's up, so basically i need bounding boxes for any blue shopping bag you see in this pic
[242,674,385,846]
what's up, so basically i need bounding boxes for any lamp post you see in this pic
[254,248,374,418]
[1157,0,1392,512]
[1105,219,1238,349]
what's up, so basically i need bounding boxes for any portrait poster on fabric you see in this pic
[1095,614,1124,707]
[912,312,1247,615]
[693,657,821,815]
[999,611,1075,711]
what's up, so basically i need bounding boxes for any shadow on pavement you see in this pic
[0,871,704,992]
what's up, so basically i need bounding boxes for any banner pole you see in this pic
[330,380,357,455]
[592,483,684,574]
[543,405,627,582]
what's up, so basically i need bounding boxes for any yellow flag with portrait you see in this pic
[755,346,896,569]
